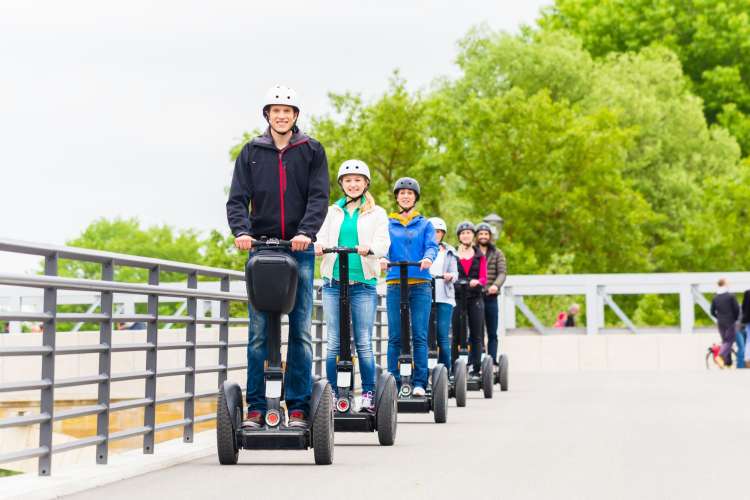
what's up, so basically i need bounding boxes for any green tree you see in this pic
[60,217,204,282]
[310,73,441,215]
[440,27,743,272]
[540,0,750,153]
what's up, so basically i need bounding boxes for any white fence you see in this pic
[4,272,748,337]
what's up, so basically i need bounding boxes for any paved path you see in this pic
[66,371,750,500]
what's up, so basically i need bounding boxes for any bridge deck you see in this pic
[65,371,749,500]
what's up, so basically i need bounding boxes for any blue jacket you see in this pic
[386,213,439,282]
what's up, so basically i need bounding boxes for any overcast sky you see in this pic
[0,0,551,273]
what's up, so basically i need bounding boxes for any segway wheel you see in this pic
[216,388,239,465]
[454,359,467,408]
[377,374,398,446]
[498,354,509,392]
[481,355,494,399]
[312,382,334,465]
[432,365,449,424]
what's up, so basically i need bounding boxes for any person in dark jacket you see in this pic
[475,222,506,365]
[738,289,750,368]
[226,85,329,429]
[710,278,740,367]
[452,221,487,374]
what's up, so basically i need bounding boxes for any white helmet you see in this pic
[337,159,371,182]
[263,84,300,117]
[429,217,447,232]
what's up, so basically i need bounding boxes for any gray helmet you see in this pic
[456,221,476,237]
[475,222,493,235]
[393,177,420,200]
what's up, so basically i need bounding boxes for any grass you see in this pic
[0,468,22,477]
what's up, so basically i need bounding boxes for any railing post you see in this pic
[143,265,159,454]
[184,272,197,443]
[375,295,384,366]
[95,260,114,464]
[218,276,230,387]
[502,286,516,330]
[585,285,599,335]
[679,285,695,335]
[314,286,323,377]
[38,252,57,476]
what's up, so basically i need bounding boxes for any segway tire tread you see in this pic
[499,354,509,392]
[312,382,334,465]
[377,376,398,446]
[454,360,467,408]
[216,389,239,465]
[433,366,448,424]
[482,356,494,399]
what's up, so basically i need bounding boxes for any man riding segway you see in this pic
[226,84,330,430]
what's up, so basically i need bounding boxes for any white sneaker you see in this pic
[360,391,375,413]
[412,386,426,397]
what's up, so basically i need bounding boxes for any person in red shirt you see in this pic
[452,221,487,374]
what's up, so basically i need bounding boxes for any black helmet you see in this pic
[393,177,420,200]
[456,221,476,237]
[475,222,493,234]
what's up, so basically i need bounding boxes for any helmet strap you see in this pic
[340,181,369,207]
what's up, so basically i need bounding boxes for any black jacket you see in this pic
[226,129,329,240]
[710,291,740,327]
[741,290,750,324]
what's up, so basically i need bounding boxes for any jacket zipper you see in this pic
[276,139,309,240]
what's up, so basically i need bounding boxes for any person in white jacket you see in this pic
[315,160,390,412]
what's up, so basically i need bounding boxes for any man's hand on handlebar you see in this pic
[234,235,253,251]
[420,258,432,271]
[444,272,455,282]
[356,245,370,257]
[487,284,499,295]
[314,243,324,256]
[469,279,481,288]
[290,234,312,252]
[379,258,389,272]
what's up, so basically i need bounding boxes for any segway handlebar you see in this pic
[250,238,293,248]
[386,261,424,268]
[321,246,374,255]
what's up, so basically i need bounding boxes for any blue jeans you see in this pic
[436,303,453,369]
[737,326,747,369]
[386,283,431,389]
[322,281,378,394]
[484,295,499,363]
[246,249,314,414]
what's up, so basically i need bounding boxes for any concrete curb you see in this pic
[0,430,216,500]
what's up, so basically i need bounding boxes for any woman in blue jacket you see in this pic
[381,177,438,396]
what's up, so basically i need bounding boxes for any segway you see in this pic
[217,239,334,465]
[322,246,398,445]
[495,352,509,392]
[430,276,467,407]
[454,279,494,399]
[389,262,449,423]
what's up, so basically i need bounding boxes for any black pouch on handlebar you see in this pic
[245,249,299,314]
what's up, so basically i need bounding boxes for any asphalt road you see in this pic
[66,370,750,500]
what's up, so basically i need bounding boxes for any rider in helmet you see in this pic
[428,217,458,370]
[381,177,438,397]
[315,160,390,412]
[475,222,507,365]
[453,221,487,374]
[227,85,330,429]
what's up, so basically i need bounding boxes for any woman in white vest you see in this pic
[315,160,390,412]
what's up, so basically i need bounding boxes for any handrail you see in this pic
[0,238,246,279]
[0,238,390,476]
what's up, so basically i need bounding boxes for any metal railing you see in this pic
[0,238,388,476]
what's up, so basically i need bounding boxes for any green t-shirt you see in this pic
[332,198,376,285]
